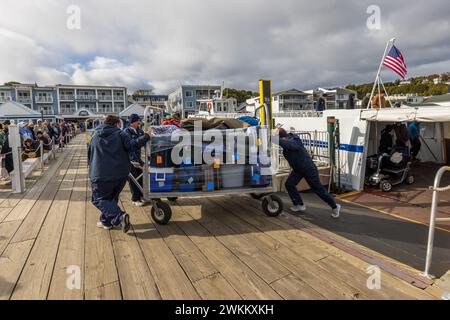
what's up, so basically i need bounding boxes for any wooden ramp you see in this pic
[0,134,443,300]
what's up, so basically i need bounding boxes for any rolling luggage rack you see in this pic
[129,105,283,225]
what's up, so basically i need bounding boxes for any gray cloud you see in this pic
[0,0,449,93]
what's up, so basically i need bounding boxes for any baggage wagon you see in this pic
[130,106,284,225]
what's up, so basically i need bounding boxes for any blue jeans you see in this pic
[285,169,337,209]
[91,178,127,227]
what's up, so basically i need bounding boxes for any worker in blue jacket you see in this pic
[123,114,146,207]
[407,121,421,161]
[88,115,151,232]
[276,128,341,218]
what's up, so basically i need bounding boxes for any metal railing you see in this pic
[0,96,12,102]
[273,111,323,118]
[422,166,450,279]
[60,95,75,100]
[98,95,113,100]
[278,130,330,172]
[76,95,97,101]
[35,96,54,103]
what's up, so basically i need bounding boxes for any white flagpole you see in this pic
[366,38,396,109]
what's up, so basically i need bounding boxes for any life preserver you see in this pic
[207,101,213,113]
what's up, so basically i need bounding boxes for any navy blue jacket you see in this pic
[123,126,145,165]
[277,134,315,172]
[88,124,150,182]
[316,97,326,112]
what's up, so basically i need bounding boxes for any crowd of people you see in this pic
[0,119,76,182]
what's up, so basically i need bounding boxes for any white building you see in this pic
[387,93,424,105]
[315,87,358,109]
[272,89,313,113]
[56,84,127,120]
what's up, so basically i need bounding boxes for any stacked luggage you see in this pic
[148,125,273,194]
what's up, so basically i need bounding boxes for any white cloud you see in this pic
[0,0,449,93]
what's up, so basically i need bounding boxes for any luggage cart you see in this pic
[131,106,283,225]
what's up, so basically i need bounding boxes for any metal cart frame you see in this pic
[129,106,283,225]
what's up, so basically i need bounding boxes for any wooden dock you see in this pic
[0,135,443,300]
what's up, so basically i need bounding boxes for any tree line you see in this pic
[346,72,450,98]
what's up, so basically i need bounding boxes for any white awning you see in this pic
[0,101,41,117]
[360,107,450,123]
[119,103,145,117]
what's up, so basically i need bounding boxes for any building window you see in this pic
[61,104,75,114]
[99,104,112,113]
[115,104,125,113]
[40,106,53,115]
[185,90,193,97]
[186,101,194,109]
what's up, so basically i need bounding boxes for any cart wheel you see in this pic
[380,181,392,192]
[406,175,415,185]
[262,195,283,217]
[151,202,172,225]
[167,197,178,202]
[250,193,264,200]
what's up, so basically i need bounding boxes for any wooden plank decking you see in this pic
[0,134,442,300]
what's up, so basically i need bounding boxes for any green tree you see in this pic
[223,88,258,103]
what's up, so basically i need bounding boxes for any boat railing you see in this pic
[421,166,450,279]
[273,111,323,118]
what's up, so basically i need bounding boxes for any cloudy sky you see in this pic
[0,0,449,93]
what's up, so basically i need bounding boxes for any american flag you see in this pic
[383,45,407,79]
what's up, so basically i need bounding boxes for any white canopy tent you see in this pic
[119,103,145,118]
[361,106,450,165]
[0,101,42,120]
[360,106,450,123]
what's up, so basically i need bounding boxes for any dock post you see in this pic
[327,117,336,191]
[9,122,25,194]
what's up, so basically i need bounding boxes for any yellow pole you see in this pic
[259,79,273,128]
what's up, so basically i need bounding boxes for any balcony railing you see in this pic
[60,95,75,100]
[76,95,97,101]
[196,95,215,100]
[113,96,124,101]
[35,96,54,103]
[0,96,12,103]
[60,109,77,115]
[98,108,113,113]
[18,98,31,104]
[98,95,113,101]
[38,110,55,115]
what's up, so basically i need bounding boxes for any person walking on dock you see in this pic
[276,128,341,218]
[123,114,146,207]
[88,115,151,232]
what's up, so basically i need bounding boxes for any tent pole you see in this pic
[380,77,395,108]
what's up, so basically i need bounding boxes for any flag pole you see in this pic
[366,38,396,109]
